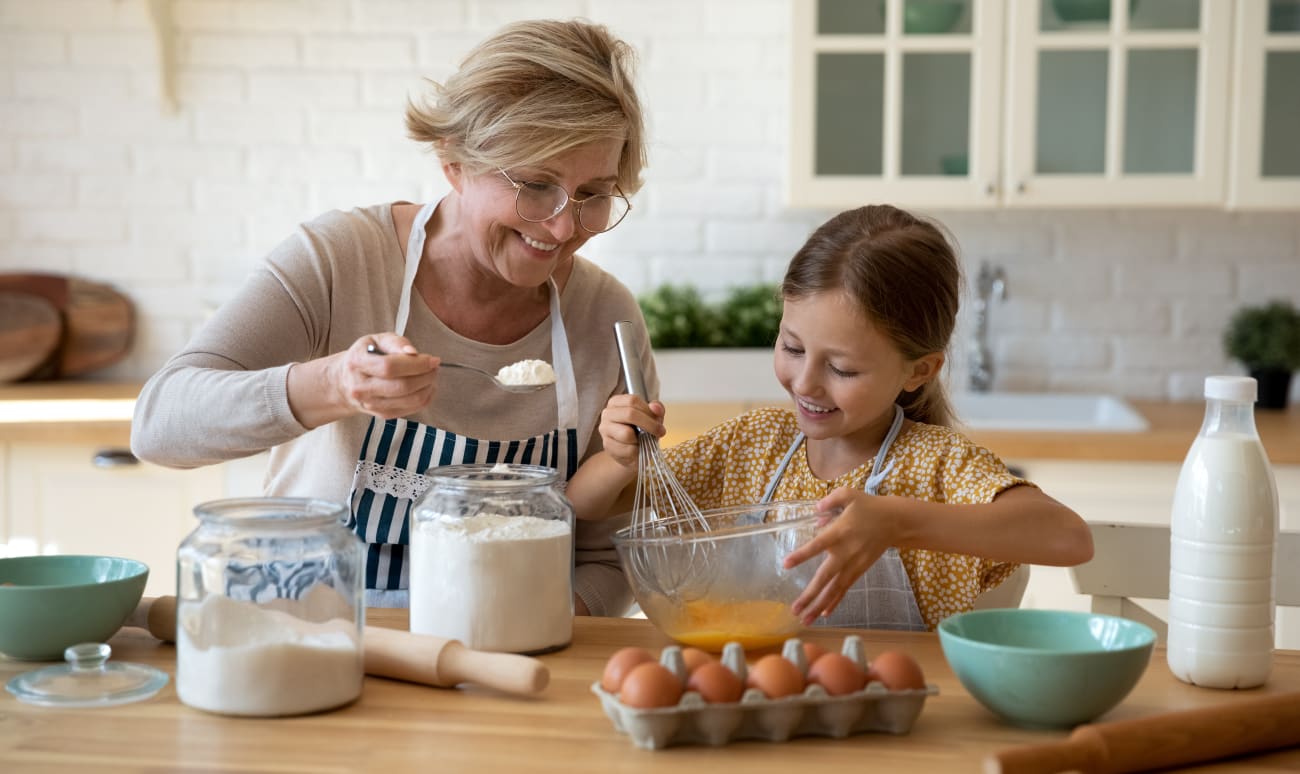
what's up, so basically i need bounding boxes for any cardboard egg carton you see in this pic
[591,636,938,750]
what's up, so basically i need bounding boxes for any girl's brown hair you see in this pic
[405,19,646,195]
[780,205,960,427]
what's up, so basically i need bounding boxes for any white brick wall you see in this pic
[1,0,1297,402]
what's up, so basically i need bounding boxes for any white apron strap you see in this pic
[393,200,437,336]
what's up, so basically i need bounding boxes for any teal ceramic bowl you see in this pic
[0,555,149,661]
[938,609,1155,729]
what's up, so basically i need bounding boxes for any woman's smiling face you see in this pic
[774,289,935,443]
[447,139,623,289]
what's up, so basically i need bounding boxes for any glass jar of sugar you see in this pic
[410,463,575,654]
[175,497,364,716]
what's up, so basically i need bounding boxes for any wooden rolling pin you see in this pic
[987,690,1300,774]
[124,596,549,697]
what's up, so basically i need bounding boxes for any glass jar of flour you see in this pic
[175,498,364,716]
[410,464,575,654]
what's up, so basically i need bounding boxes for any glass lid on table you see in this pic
[6,642,169,708]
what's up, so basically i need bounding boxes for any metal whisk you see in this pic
[613,321,712,596]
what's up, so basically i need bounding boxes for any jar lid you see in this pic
[5,642,168,708]
[424,463,560,489]
[1204,375,1256,402]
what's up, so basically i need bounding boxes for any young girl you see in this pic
[568,204,1093,631]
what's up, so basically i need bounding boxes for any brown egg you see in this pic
[807,652,868,696]
[868,650,926,691]
[681,647,715,674]
[745,654,806,699]
[600,647,656,693]
[801,641,829,666]
[619,662,684,708]
[686,661,744,704]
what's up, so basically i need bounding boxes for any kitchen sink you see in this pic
[951,392,1149,433]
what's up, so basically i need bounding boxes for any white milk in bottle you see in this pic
[1167,375,1278,689]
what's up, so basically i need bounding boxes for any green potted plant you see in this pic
[637,283,786,402]
[637,284,720,349]
[714,283,782,348]
[1223,300,1300,409]
[638,283,782,350]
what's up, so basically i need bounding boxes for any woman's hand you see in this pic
[335,334,440,420]
[597,394,666,470]
[288,333,439,428]
[783,488,901,625]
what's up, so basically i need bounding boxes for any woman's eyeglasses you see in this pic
[498,169,631,234]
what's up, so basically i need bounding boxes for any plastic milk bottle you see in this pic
[1167,376,1278,688]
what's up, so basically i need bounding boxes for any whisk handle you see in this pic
[613,320,649,399]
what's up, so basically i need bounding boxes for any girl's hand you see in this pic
[783,488,900,625]
[335,333,439,419]
[597,394,666,469]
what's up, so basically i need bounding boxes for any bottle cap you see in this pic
[1204,375,1257,402]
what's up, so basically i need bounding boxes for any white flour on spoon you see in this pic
[495,359,556,386]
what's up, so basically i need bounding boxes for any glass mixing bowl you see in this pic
[613,500,826,652]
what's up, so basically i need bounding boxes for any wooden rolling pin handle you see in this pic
[987,690,1300,774]
[984,733,1103,774]
[364,625,549,696]
[125,595,177,642]
[146,595,177,642]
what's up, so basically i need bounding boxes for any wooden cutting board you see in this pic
[0,291,63,382]
[0,273,135,380]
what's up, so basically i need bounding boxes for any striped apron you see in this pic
[347,200,584,608]
[761,404,927,631]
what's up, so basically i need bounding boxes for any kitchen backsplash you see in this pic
[1,0,1297,401]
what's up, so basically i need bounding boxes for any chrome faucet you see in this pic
[969,261,1006,393]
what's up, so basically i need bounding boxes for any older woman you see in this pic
[131,19,657,613]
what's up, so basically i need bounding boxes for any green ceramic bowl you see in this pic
[938,609,1155,729]
[0,555,149,661]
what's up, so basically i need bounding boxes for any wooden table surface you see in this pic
[2,611,1298,773]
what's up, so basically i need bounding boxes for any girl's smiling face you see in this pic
[774,289,941,445]
[445,138,622,289]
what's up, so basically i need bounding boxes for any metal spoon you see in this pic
[365,343,551,394]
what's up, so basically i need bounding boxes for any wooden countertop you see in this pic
[662,399,1300,465]
[0,381,139,446]
[1,612,1297,772]
[1,383,1297,464]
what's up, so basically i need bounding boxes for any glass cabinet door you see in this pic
[791,0,1005,209]
[1004,0,1230,206]
[1229,0,1300,208]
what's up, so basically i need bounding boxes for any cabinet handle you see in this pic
[92,449,139,468]
[1016,181,1026,194]
[985,182,996,196]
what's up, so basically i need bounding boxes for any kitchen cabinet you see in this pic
[1229,0,1300,208]
[790,0,1289,209]
[791,0,1007,209]
[1,442,268,597]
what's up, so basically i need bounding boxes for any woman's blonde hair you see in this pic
[781,205,961,427]
[406,19,646,194]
